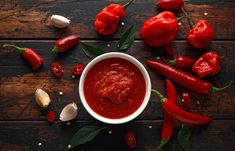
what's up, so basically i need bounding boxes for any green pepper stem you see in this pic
[51,46,59,53]
[157,139,168,149]
[210,81,233,93]
[151,89,166,103]
[168,56,176,66]
[2,44,25,53]
[123,0,134,8]
[180,7,195,29]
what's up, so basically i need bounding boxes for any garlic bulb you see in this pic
[60,102,78,121]
[50,15,70,28]
[35,89,51,108]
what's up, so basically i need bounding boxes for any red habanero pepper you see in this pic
[158,79,177,148]
[47,111,56,123]
[152,89,212,125]
[157,0,184,10]
[72,64,84,76]
[192,51,221,78]
[187,20,215,48]
[52,35,80,53]
[51,62,63,77]
[95,0,134,35]
[140,11,179,47]
[125,130,136,149]
[3,44,44,70]
[147,60,232,95]
[169,56,194,69]
[182,91,191,109]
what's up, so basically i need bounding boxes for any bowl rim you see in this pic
[79,52,151,124]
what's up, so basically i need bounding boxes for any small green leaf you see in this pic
[117,25,136,51]
[66,125,106,150]
[177,125,191,151]
[80,42,105,58]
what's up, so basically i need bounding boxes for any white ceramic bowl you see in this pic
[79,52,151,124]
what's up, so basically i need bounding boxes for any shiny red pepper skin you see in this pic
[125,130,137,149]
[169,56,194,69]
[147,60,228,95]
[140,11,179,47]
[157,0,184,10]
[182,91,191,109]
[72,64,84,76]
[3,44,44,70]
[192,51,221,78]
[52,35,80,53]
[187,20,215,48]
[152,90,212,125]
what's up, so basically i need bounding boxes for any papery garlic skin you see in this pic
[51,15,70,28]
[60,102,78,121]
[35,89,51,108]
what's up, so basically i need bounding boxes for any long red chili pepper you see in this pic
[169,56,194,69]
[158,79,177,148]
[157,0,184,10]
[52,35,80,53]
[147,60,232,95]
[3,44,44,70]
[152,89,212,125]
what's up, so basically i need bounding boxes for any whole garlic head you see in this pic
[60,102,78,121]
[35,89,51,108]
[51,15,70,28]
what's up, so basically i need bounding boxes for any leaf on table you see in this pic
[65,125,106,150]
[177,125,191,151]
[117,25,136,51]
[80,42,105,59]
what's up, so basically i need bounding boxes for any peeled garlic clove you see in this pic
[60,102,78,121]
[35,89,51,108]
[51,15,70,28]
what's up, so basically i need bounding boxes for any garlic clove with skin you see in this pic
[50,15,70,28]
[60,102,78,121]
[35,89,51,108]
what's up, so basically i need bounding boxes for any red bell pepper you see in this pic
[192,51,221,78]
[157,0,184,10]
[52,35,80,53]
[140,11,179,47]
[169,56,194,69]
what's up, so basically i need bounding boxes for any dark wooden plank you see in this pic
[0,40,235,120]
[0,0,235,39]
[0,120,234,151]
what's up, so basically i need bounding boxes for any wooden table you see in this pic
[0,0,235,151]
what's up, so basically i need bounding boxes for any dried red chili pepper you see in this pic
[95,0,134,35]
[187,20,215,48]
[140,11,179,47]
[3,44,44,70]
[169,56,194,69]
[125,130,136,149]
[157,0,184,10]
[192,51,221,78]
[47,111,56,123]
[51,62,63,77]
[158,79,176,148]
[152,90,212,125]
[182,91,191,109]
[52,35,80,53]
[147,60,232,95]
[72,64,84,76]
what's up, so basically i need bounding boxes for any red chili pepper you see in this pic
[152,90,212,125]
[52,35,80,53]
[187,20,215,48]
[182,91,191,109]
[157,0,184,10]
[3,44,44,70]
[125,130,136,149]
[72,64,84,76]
[169,56,194,69]
[158,79,176,148]
[140,11,179,47]
[95,0,134,35]
[47,111,56,123]
[147,60,232,95]
[51,62,63,77]
[192,51,221,78]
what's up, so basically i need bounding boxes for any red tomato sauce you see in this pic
[84,58,146,119]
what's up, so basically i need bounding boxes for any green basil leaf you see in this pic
[80,42,105,58]
[117,25,136,51]
[66,125,106,150]
[177,125,191,151]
